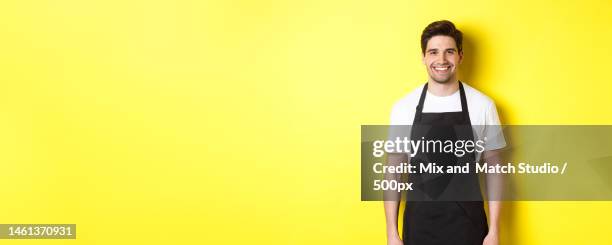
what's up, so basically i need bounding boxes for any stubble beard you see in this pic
[430,72,454,84]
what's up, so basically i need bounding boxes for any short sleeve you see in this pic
[386,103,411,154]
[482,101,506,151]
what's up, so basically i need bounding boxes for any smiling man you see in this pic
[384,20,506,245]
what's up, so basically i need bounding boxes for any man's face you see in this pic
[422,35,463,84]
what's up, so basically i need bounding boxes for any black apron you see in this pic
[402,82,488,245]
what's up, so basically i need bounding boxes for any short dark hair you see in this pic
[420,20,463,55]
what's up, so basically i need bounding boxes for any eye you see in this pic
[428,50,438,55]
[446,50,455,54]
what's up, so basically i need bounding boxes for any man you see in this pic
[384,20,505,245]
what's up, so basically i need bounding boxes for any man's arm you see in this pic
[384,153,407,245]
[482,149,503,245]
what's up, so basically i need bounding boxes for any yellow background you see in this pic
[0,0,611,244]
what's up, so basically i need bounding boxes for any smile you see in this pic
[433,66,450,71]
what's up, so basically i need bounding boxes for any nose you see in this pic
[438,52,448,63]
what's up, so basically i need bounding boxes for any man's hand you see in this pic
[387,236,403,245]
[482,231,499,245]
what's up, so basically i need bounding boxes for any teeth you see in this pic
[434,67,449,71]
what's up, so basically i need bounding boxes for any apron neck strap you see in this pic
[459,82,472,124]
[415,83,428,122]
[414,81,471,124]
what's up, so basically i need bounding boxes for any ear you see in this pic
[422,53,426,65]
[458,50,464,64]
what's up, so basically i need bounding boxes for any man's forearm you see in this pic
[483,150,503,233]
[384,153,407,240]
[384,201,400,238]
[487,201,500,233]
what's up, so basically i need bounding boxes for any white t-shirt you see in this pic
[389,82,506,160]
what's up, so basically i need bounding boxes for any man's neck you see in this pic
[427,79,460,96]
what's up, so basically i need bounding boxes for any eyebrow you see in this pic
[427,48,457,52]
